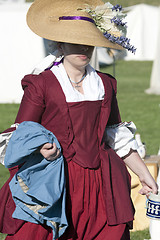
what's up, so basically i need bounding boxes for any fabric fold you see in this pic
[4,121,68,240]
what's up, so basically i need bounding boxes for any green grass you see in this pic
[0,104,19,133]
[0,234,6,240]
[0,60,159,239]
[130,228,150,239]
[0,165,9,189]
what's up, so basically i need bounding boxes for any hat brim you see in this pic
[27,0,123,50]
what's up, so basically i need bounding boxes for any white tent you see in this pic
[145,6,160,95]
[0,3,45,103]
[0,2,113,103]
[125,4,160,61]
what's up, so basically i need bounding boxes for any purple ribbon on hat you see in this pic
[59,16,95,24]
[58,15,136,53]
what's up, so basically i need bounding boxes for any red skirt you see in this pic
[2,161,130,240]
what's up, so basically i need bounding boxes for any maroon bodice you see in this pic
[67,101,102,169]
[12,71,134,226]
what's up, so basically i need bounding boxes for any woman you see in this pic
[0,0,158,239]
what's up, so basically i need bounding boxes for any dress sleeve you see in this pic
[0,74,46,165]
[15,73,46,123]
[105,121,138,158]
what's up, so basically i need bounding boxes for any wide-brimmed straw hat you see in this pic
[27,0,136,52]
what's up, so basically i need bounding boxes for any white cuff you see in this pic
[0,123,19,165]
[105,121,138,158]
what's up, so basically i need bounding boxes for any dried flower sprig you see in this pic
[112,4,123,12]
[104,33,136,53]
[111,16,127,27]
[83,2,136,53]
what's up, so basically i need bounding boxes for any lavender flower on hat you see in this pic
[84,2,136,53]
[111,16,127,27]
[104,32,136,53]
[112,4,123,12]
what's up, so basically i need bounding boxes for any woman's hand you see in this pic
[39,142,60,161]
[123,150,158,196]
[138,173,158,196]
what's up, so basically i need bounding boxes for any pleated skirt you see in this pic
[3,161,130,240]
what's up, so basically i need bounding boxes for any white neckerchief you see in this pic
[50,63,105,102]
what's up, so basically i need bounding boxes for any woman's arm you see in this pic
[123,150,158,195]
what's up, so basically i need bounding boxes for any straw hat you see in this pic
[27,0,123,49]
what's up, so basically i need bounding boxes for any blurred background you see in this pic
[0,0,160,239]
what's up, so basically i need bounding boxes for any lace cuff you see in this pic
[105,121,138,158]
[0,123,19,165]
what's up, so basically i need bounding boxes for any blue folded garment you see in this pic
[5,121,68,240]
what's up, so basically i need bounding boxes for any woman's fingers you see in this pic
[138,186,152,195]
[47,143,60,160]
[40,142,60,160]
[139,182,158,196]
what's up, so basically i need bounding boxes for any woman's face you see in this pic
[58,42,94,69]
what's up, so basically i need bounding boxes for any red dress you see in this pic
[0,70,134,239]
